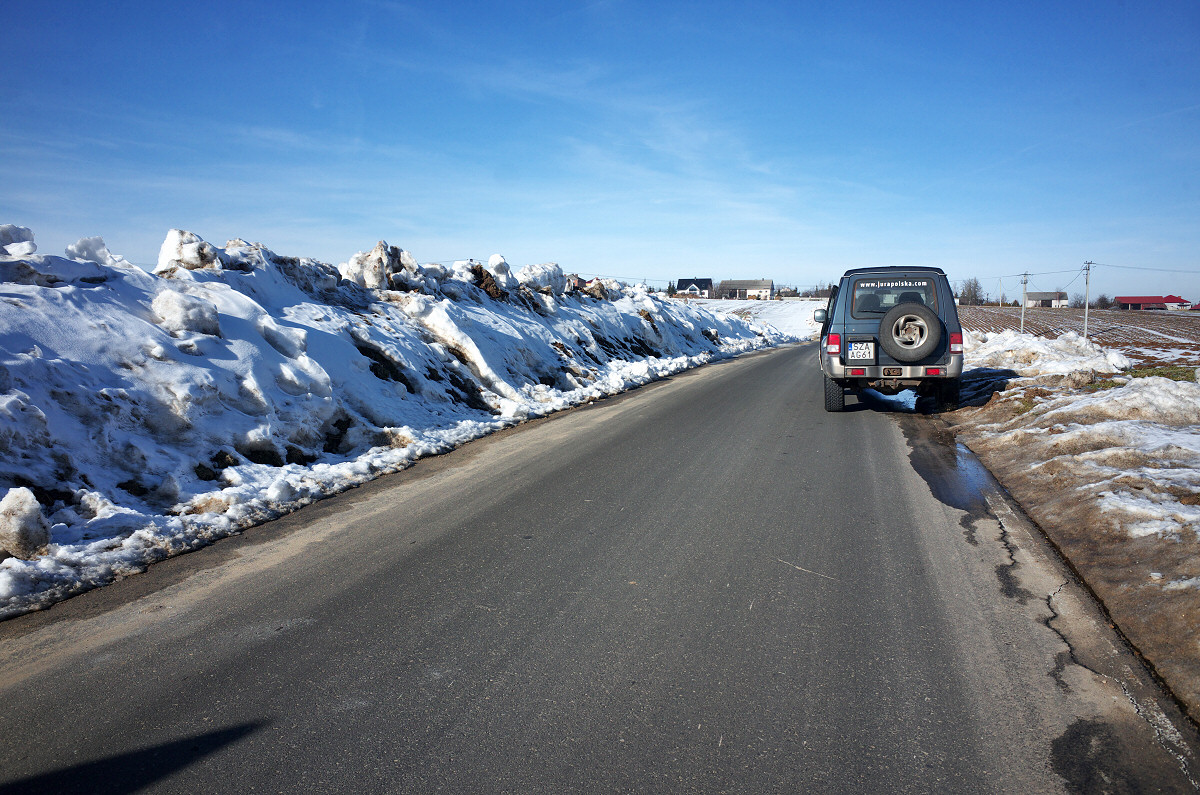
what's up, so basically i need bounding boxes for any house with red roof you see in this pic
[1115,295,1190,311]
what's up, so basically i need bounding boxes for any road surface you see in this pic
[1,344,1197,793]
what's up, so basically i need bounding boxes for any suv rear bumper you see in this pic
[820,351,964,382]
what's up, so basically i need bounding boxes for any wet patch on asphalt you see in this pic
[897,415,994,547]
[1051,718,1153,794]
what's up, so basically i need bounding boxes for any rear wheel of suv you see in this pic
[878,302,941,362]
[823,375,845,412]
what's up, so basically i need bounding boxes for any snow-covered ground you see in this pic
[957,329,1198,542]
[699,298,824,340]
[0,225,794,617]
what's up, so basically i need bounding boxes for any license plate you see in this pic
[847,341,874,361]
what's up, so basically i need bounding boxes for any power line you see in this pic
[997,267,1082,278]
[1091,262,1198,275]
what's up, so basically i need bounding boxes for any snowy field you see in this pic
[0,225,794,617]
[961,305,1200,366]
[698,298,824,340]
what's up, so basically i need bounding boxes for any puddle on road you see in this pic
[897,416,994,546]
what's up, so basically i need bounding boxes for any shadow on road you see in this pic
[0,721,266,795]
[840,367,1021,416]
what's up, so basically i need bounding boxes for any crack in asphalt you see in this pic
[988,495,1036,605]
[986,495,1200,787]
[1042,582,1090,693]
[1116,678,1200,789]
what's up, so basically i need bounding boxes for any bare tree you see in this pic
[957,278,985,306]
[1091,294,1113,310]
[1070,293,1086,309]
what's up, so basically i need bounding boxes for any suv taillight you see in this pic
[949,332,963,354]
[826,333,841,355]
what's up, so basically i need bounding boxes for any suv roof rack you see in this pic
[839,266,947,277]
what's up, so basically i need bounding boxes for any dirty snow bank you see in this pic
[964,329,1132,376]
[0,227,789,617]
[954,330,1200,717]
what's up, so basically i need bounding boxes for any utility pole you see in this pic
[998,277,1004,307]
[1082,261,1093,338]
[1020,272,1028,333]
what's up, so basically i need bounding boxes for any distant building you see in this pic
[716,279,774,300]
[1024,291,1068,308]
[676,278,713,298]
[1114,295,1188,311]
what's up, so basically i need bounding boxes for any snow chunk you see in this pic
[152,289,221,336]
[158,228,218,272]
[0,225,36,257]
[155,229,250,273]
[486,254,520,293]
[66,236,130,267]
[516,262,566,295]
[0,488,50,559]
[339,241,422,291]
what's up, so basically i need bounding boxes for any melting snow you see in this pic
[0,227,792,616]
[959,330,1199,548]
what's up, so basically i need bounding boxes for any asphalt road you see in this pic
[1,344,1198,793]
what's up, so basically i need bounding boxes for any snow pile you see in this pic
[0,227,789,617]
[964,329,1131,376]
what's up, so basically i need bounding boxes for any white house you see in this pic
[717,279,774,300]
[676,278,713,298]
[1024,291,1068,308]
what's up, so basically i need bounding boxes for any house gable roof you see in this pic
[1115,295,1186,304]
[718,279,773,290]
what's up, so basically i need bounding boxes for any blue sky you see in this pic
[4,0,1198,299]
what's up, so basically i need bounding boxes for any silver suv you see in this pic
[814,266,964,412]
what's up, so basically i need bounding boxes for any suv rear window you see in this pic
[851,277,937,317]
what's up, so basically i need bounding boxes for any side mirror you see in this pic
[813,308,827,324]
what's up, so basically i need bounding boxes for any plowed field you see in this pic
[958,306,1200,366]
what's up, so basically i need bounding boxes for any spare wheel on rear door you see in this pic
[878,302,940,362]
